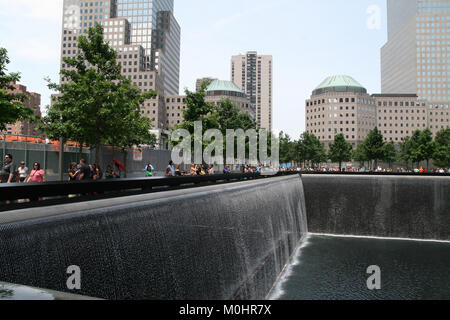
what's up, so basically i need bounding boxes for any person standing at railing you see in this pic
[26,162,46,183]
[145,163,155,177]
[166,161,175,177]
[105,165,114,179]
[68,162,79,182]
[77,159,91,181]
[17,161,29,183]
[0,154,17,184]
[113,163,122,179]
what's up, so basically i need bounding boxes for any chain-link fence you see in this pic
[1,134,173,180]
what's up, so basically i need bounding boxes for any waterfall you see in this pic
[0,175,308,300]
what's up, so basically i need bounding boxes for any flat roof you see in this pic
[371,94,418,98]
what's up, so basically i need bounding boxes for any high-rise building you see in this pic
[5,82,41,136]
[231,51,273,132]
[59,0,180,135]
[381,0,449,102]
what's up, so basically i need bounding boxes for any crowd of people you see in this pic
[0,154,46,184]
[2,152,449,186]
[68,159,124,181]
[279,165,450,174]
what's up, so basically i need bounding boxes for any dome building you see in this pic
[205,80,256,119]
[305,75,377,149]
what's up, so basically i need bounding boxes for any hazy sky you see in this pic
[0,0,387,137]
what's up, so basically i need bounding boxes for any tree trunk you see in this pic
[95,144,100,166]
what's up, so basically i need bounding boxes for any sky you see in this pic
[0,0,387,138]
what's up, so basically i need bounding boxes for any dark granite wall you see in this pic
[302,175,450,241]
[0,175,307,300]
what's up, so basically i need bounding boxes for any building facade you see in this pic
[165,80,256,129]
[204,80,256,119]
[165,95,186,128]
[381,0,450,102]
[231,51,273,131]
[5,83,41,136]
[306,75,449,148]
[306,76,377,148]
[60,0,180,134]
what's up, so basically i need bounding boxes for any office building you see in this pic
[59,0,181,136]
[381,0,449,102]
[231,51,273,131]
[305,75,449,148]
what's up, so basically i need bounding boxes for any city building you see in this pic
[205,80,256,119]
[231,51,273,131]
[306,75,449,148]
[305,75,377,148]
[59,0,181,147]
[373,94,429,143]
[165,94,186,128]
[165,80,256,128]
[195,77,217,92]
[381,0,449,102]
[4,82,41,136]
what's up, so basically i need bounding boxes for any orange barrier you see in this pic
[0,134,82,146]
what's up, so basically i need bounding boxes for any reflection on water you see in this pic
[270,235,450,300]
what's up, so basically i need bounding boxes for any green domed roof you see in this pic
[313,75,367,96]
[206,80,244,94]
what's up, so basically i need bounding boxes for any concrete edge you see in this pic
[0,175,301,225]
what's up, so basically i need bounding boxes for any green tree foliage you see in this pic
[172,83,257,164]
[299,132,327,168]
[279,131,296,164]
[408,130,424,167]
[433,128,450,168]
[417,128,435,169]
[363,128,385,169]
[382,141,397,169]
[0,47,34,131]
[41,24,155,164]
[328,134,353,171]
[353,141,369,168]
[399,136,413,169]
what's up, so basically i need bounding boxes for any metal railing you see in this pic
[0,171,300,211]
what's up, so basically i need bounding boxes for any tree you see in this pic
[399,136,413,170]
[328,134,353,171]
[172,85,218,156]
[172,83,258,165]
[382,141,397,169]
[299,133,326,168]
[353,141,369,169]
[418,129,435,169]
[0,47,34,131]
[433,128,450,168]
[363,128,385,169]
[408,130,423,168]
[279,131,295,164]
[41,24,155,164]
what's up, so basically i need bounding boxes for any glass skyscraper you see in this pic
[60,0,181,133]
[382,0,449,103]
